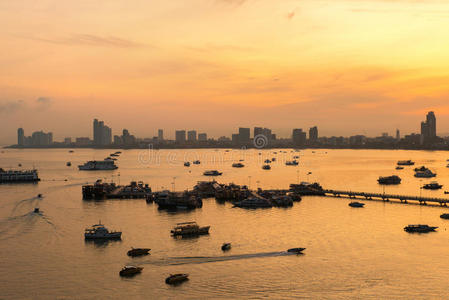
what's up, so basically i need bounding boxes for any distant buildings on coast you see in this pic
[12,111,449,150]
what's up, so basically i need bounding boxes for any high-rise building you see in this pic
[198,133,207,141]
[254,127,263,138]
[292,129,306,146]
[17,128,24,146]
[238,127,250,145]
[420,111,437,145]
[93,119,112,146]
[187,130,197,142]
[158,129,164,141]
[396,129,400,140]
[309,126,318,143]
[175,130,186,144]
[64,137,72,144]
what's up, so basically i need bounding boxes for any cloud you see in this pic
[28,34,143,48]
[36,97,53,110]
[0,100,24,114]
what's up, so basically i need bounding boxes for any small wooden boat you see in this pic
[127,248,151,257]
[221,243,231,251]
[287,248,306,254]
[165,273,189,284]
[119,265,143,276]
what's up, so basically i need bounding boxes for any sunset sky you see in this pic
[1,0,449,143]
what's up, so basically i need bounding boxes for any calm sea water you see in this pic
[1,148,449,299]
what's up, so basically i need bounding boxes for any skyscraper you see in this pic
[198,133,207,141]
[420,111,437,145]
[238,128,250,145]
[187,130,197,142]
[158,129,164,141]
[292,129,307,146]
[17,128,24,146]
[175,130,186,144]
[309,126,318,143]
[93,119,112,146]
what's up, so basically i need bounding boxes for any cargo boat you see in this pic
[0,168,40,183]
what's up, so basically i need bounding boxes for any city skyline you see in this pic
[3,0,449,143]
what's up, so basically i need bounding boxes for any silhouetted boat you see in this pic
[287,248,306,254]
[262,165,271,170]
[184,162,190,167]
[66,162,71,167]
[422,182,443,190]
[395,166,404,170]
[264,159,271,163]
[127,248,151,257]
[37,194,42,198]
[221,243,231,251]
[119,266,143,277]
[440,213,449,219]
[84,222,122,240]
[414,169,436,178]
[397,160,415,166]
[193,160,201,165]
[171,222,210,236]
[404,224,437,233]
[34,208,40,213]
[166,274,189,284]
[377,175,401,185]
[232,163,244,168]
[285,160,299,166]
[203,170,222,176]
[349,201,365,208]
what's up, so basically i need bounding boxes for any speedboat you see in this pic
[37,194,42,198]
[33,208,40,213]
[404,224,437,233]
[127,248,151,257]
[84,222,122,240]
[349,201,365,208]
[203,170,222,176]
[232,163,244,168]
[287,248,306,254]
[184,162,190,167]
[166,274,189,284]
[119,265,143,277]
[422,182,443,190]
[264,159,271,163]
[221,243,231,251]
[377,175,401,185]
[440,213,449,219]
[193,160,201,165]
[262,164,271,170]
[66,162,71,167]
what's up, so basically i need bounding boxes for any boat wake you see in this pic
[145,251,297,266]
[0,211,57,241]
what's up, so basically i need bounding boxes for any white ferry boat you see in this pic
[78,160,118,170]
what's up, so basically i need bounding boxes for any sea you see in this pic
[1,148,449,299]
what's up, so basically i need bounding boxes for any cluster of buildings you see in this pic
[12,112,447,149]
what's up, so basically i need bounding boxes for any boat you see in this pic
[170,222,210,236]
[377,175,401,185]
[287,248,306,254]
[232,163,244,168]
[119,266,143,277]
[78,160,118,171]
[34,208,40,213]
[404,224,437,233]
[110,153,120,157]
[414,169,436,178]
[262,164,271,170]
[127,248,151,257]
[18,163,22,167]
[395,166,404,170]
[165,274,189,284]
[349,201,365,207]
[84,222,122,240]
[414,166,429,172]
[422,182,443,190]
[445,191,449,195]
[184,162,190,167]
[193,160,201,165]
[0,168,40,183]
[272,158,276,161]
[66,162,71,167]
[440,213,449,219]
[234,197,272,208]
[285,160,299,166]
[397,160,415,166]
[69,150,74,153]
[221,243,231,251]
[264,159,271,163]
[37,193,42,198]
[203,170,222,176]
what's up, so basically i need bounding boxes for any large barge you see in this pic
[82,180,151,200]
[0,168,40,183]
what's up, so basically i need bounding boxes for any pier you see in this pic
[323,189,449,206]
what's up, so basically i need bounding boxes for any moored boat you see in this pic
[414,169,436,178]
[165,273,189,284]
[377,175,401,185]
[422,182,443,190]
[349,201,365,208]
[232,163,244,168]
[119,266,143,277]
[440,213,449,219]
[285,160,299,166]
[84,222,122,240]
[184,162,190,167]
[203,170,222,176]
[78,160,118,171]
[397,160,415,166]
[127,248,151,257]
[262,164,271,170]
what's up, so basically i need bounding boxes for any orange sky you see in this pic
[1,0,449,143]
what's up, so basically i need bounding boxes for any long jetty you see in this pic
[323,189,449,206]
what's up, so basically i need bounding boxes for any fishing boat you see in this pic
[170,222,210,236]
[165,274,189,284]
[84,222,122,240]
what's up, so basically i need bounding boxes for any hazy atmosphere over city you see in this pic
[2,0,449,143]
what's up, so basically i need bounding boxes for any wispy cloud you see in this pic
[28,34,143,48]
[0,100,24,114]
